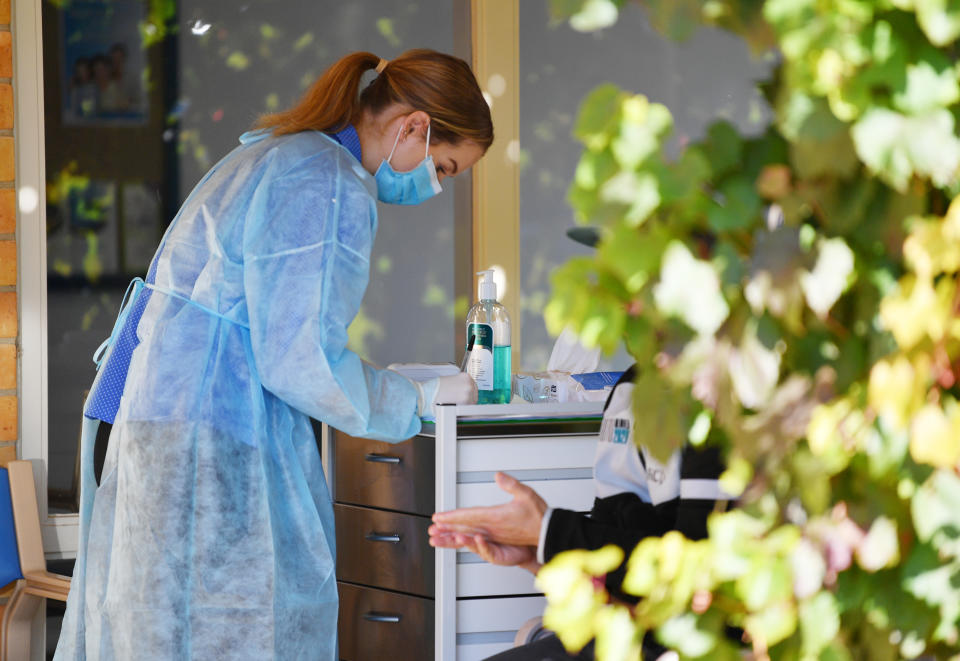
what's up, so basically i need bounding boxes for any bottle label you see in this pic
[466,322,494,390]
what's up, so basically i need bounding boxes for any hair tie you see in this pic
[375,58,389,74]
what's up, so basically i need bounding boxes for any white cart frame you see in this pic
[432,402,602,661]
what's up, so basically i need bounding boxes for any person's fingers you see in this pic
[474,534,497,564]
[433,506,496,525]
[495,471,530,497]
[458,534,481,555]
[429,532,464,548]
[430,522,487,537]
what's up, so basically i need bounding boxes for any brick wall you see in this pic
[0,0,15,616]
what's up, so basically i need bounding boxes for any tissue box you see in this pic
[568,371,623,402]
[513,371,570,403]
[513,371,624,403]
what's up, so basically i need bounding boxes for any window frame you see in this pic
[17,0,80,558]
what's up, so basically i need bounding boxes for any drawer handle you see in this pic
[365,453,402,464]
[362,611,401,623]
[365,532,402,543]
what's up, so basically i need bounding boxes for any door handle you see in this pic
[362,611,401,623]
[364,453,401,464]
[365,532,402,543]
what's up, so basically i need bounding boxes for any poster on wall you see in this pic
[60,0,147,125]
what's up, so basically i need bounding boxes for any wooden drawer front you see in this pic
[335,503,434,597]
[334,432,434,515]
[338,582,433,661]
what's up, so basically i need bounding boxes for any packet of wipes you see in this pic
[513,371,570,403]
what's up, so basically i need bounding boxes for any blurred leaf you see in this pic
[225,51,250,71]
[719,455,753,497]
[707,177,762,232]
[612,95,672,168]
[729,321,781,409]
[658,613,717,657]
[791,539,827,598]
[800,237,856,318]
[574,84,623,149]
[599,171,661,226]
[909,402,960,468]
[375,18,401,47]
[912,469,960,557]
[912,0,960,46]
[902,542,960,643]
[744,600,797,647]
[903,216,960,278]
[568,0,620,32]
[596,223,667,292]
[633,370,690,462]
[654,241,730,336]
[799,591,840,658]
[538,546,625,652]
[852,108,960,192]
[856,516,900,572]
[594,605,643,661]
[879,275,954,349]
[644,0,706,41]
[702,121,744,177]
[892,56,960,114]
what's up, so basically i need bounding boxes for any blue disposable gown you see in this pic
[54,129,422,660]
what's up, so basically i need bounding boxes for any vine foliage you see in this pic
[539,1,960,659]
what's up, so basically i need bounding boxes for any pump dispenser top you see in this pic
[477,270,497,301]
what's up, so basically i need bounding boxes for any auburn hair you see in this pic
[256,49,493,150]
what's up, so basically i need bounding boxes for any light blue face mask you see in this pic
[375,123,443,205]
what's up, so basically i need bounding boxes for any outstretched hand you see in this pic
[429,530,541,573]
[429,472,547,547]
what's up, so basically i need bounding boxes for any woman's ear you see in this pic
[402,110,431,141]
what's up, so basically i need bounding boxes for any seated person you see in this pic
[429,365,728,660]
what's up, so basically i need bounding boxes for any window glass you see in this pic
[518,3,774,371]
[42,0,457,512]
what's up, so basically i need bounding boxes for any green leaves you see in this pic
[800,237,856,319]
[653,241,731,336]
[911,470,960,558]
[910,0,960,46]
[574,84,627,149]
[852,108,960,191]
[543,2,960,659]
[893,56,960,115]
[799,592,841,658]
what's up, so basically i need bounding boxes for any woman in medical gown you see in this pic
[55,49,491,660]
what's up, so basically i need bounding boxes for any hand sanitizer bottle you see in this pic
[465,270,511,404]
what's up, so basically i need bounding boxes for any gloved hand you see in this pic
[415,373,478,417]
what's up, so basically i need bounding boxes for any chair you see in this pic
[514,616,550,647]
[1,460,72,661]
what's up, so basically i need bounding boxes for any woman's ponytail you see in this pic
[256,49,493,152]
[255,51,380,135]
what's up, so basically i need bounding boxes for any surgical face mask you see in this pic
[374,123,442,205]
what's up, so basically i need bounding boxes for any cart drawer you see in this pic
[334,432,434,515]
[338,582,434,661]
[335,503,434,597]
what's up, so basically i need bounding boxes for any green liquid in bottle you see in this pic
[479,345,512,404]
